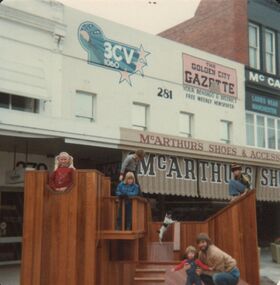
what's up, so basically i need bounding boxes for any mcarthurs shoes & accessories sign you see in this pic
[120,128,280,201]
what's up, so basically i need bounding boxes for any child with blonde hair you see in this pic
[171,245,212,285]
[48,152,75,192]
[116,172,139,230]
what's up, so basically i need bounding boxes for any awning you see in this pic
[135,153,280,202]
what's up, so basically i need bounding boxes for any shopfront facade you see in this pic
[0,0,278,263]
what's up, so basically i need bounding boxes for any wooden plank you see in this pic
[65,171,79,285]
[31,172,46,285]
[21,171,37,285]
[76,171,97,285]
[173,222,180,251]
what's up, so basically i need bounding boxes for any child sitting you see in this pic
[48,152,75,192]
[115,172,139,230]
[171,245,212,285]
[158,211,176,244]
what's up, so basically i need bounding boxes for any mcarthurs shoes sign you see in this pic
[120,128,280,201]
[136,154,280,202]
[120,128,280,165]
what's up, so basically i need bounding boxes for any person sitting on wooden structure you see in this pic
[196,233,240,285]
[48,152,75,192]
[158,211,176,244]
[228,163,251,200]
[115,172,140,230]
[171,245,212,285]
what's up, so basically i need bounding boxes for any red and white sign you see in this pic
[183,54,238,97]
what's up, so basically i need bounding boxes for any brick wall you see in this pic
[160,0,248,65]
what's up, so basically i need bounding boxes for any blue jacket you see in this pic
[116,182,139,196]
[229,179,246,196]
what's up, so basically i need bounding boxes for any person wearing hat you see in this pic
[196,233,240,285]
[228,163,251,200]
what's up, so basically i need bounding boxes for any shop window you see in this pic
[179,112,193,137]
[132,103,148,130]
[75,91,96,121]
[220,120,232,144]
[249,23,260,70]
[0,92,38,113]
[265,29,276,74]
[246,113,255,146]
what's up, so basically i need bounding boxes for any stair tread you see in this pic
[136,268,166,272]
[134,277,165,281]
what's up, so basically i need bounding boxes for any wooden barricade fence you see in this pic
[20,170,104,285]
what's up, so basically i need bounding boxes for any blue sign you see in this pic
[78,21,150,85]
[246,91,280,117]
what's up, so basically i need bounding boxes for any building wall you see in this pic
[0,151,53,186]
[0,1,246,148]
[159,0,249,65]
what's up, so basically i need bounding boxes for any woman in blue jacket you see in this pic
[116,172,139,230]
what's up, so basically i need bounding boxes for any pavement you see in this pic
[0,247,279,285]
[260,247,280,285]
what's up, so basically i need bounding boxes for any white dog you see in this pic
[158,212,176,244]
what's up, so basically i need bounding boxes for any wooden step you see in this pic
[134,268,166,279]
[134,277,165,282]
[135,268,166,273]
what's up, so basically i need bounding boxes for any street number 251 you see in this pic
[157,88,173,99]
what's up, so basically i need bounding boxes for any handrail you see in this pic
[178,189,256,225]
[101,196,148,234]
[206,189,256,222]
[103,196,147,202]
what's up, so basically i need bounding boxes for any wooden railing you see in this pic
[101,196,148,237]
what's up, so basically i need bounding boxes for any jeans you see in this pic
[116,200,132,230]
[186,273,202,285]
[200,268,240,285]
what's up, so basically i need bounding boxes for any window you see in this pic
[278,120,280,150]
[265,29,276,74]
[132,103,147,130]
[256,115,265,148]
[75,91,96,121]
[246,113,255,146]
[267,117,276,149]
[246,112,280,149]
[249,23,260,69]
[220,120,232,144]
[179,112,193,137]
[0,92,38,113]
